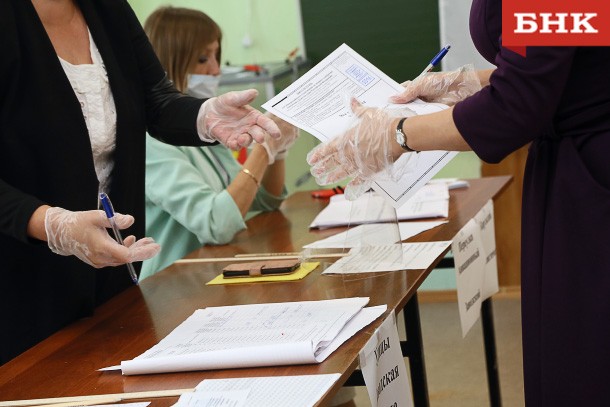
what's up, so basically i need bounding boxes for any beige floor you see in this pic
[350,297,524,406]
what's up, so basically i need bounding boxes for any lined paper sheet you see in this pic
[177,374,341,407]
[110,298,385,375]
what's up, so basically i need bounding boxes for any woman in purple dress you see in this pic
[308,0,610,404]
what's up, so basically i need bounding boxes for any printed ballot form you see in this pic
[263,43,457,208]
[106,298,386,375]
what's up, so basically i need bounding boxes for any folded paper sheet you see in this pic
[111,298,386,375]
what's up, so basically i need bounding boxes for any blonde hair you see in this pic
[144,6,222,93]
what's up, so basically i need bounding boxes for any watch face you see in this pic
[395,130,405,146]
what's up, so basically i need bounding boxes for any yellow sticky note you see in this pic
[206,262,319,285]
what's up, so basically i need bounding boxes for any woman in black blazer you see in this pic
[0,0,279,364]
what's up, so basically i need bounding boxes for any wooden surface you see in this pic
[0,176,510,406]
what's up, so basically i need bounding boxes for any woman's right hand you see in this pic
[45,207,160,268]
[390,64,481,106]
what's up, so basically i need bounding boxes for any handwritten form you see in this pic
[173,374,341,407]
[112,298,386,375]
[262,43,457,208]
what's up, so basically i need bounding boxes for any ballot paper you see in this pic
[322,242,452,274]
[303,221,447,249]
[111,298,386,375]
[262,43,457,208]
[173,374,341,407]
[310,184,449,229]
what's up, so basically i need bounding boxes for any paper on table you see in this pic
[310,185,449,229]
[262,43,456,208]
[188,374,341,407]
[173,390,249,407]
[113,298,385,375]
[322,242,452,274]
[303,221,447,249]
[206,262,319,285]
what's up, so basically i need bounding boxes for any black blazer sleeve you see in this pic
[117,0,212,147]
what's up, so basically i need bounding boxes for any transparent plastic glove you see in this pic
[197,89,281,150]
[390,64,481,106]
[45,207,161,268]
[307,98,418,200]
[259,113,299,164]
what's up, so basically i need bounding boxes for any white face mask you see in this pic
[186,74,220,99]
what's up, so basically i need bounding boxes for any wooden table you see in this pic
[0,176,510,407]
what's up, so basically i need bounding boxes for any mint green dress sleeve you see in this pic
[141,137,286,279]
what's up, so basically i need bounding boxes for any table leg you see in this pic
[482,298,502,407]
[404,292,430,407]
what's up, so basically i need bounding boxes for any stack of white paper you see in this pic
[113,298,386,375]
[310,184,449,229]
[173,374,341,407]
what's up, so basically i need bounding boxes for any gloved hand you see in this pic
[390,64,481,106]
[45,207,161,268]
[197,89,281,150]
[259,113,299,164]
[307,98,418,200]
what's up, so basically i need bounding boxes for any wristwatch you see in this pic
[395,117,415,152]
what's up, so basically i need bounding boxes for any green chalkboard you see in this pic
[300,0,441,82]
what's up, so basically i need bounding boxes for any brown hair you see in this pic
[144,6,222,93]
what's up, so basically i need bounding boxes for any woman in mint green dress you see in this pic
[142,7,298,278]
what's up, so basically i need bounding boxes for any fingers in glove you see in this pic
[247,125,266,144]
[123,235,136,247]
[127,237,161,263]
[344,177,372,201]
[222,89,258,107]
[112,212,135,229]
[389,80,419,104]
[257,113,281,140]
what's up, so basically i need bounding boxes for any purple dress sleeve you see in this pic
[453,46,577,163]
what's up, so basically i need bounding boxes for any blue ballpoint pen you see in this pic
[99,192,139,285]
[414,44,451,81]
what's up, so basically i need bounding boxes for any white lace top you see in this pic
[59,30,117,196]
